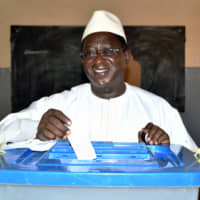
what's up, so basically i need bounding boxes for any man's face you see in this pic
[81,32,129,88]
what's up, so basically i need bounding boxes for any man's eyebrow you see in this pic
[84,43,114,49]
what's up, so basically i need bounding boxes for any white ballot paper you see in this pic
[68,134,96,160]
[65,98,97,160]
[67,122,96,160]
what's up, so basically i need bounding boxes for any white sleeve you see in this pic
[0,90,71,145]
[161,102,198,152]
[0,117,39,144]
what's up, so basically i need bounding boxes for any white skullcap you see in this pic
[82,10,127,43]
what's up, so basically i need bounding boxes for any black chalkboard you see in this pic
[11,26,185,112]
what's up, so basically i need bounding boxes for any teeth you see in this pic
[95,69,107,73]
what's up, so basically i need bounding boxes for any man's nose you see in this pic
[94,52,103,63]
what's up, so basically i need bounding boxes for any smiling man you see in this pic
[81,32,129,99]
[0,10,198,152]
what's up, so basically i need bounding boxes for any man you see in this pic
[0,10,198,152]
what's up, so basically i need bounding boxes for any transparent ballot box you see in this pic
[0,142,200,200]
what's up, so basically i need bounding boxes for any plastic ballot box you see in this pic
[0,142,200,200]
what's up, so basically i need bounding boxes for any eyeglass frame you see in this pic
[80,47,125,60]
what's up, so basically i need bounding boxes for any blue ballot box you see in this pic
[0,142,200,200]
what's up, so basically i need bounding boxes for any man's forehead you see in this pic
[83,32,121,47]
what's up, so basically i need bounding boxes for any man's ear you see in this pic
[124,50,131,66]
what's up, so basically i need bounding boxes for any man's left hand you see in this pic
[138,122,170,146]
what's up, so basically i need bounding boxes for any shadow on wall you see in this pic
[126,27,185,112]
[11,26,185,112]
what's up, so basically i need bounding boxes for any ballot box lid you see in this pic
[0,142,200,187]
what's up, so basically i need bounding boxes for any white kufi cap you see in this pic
[82,10,127,43]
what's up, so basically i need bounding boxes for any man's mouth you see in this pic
[94,68,108,73]
[93,65,109,74]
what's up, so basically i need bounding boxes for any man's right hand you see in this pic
[36,109,72,141]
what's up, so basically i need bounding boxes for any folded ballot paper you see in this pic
[2,139,57,151]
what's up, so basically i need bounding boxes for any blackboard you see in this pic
[11,26,185,112]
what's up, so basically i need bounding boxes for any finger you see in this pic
[48,115,69,133]
[158,134,170,145]
[53,110,72,126]
[151,129,163,145]
[46,122,67,138]
[62,134,69,141]
[145,125,159,144]
[148,127,169,145]
[42,128,57,140]
[64,125,71,135]
[61,127,71,141]
[36,131,49,141]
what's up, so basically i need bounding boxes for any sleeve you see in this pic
[0,90,71,145]
[160,100,198,152]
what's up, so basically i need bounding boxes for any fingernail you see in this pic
[66,130,71,135]
[63,135,67,140]
[67,121,72,126]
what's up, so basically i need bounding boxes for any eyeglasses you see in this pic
[80,48,124,60]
